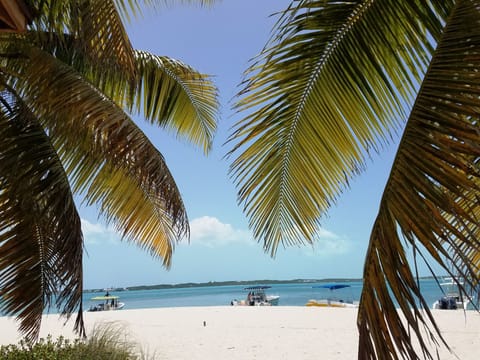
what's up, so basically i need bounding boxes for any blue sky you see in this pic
[80,0,420,290]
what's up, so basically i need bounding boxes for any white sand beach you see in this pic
[0,307,479,359]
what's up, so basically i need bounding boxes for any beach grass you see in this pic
[0,321,155,360]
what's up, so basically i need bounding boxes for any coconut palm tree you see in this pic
[0,0,218,340]
[228,1,480,359]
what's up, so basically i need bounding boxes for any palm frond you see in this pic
[23,34,219,154]
[112,1,218,26]
[228,0,454,255]
[130,51,218,153]
[0,88,84,341]
[358,2,480,359]
[28,0,136,74]
[0,0,220,343]
[8,46,188,267]
[88,50,218,154]
[79,1,136,74]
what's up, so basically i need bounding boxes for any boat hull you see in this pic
[231,298,279,306]
[306,299,358,308]
[266,295,280,306]
[88,302,125,311]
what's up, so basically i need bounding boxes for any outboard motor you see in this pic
[439,297,449,309]
[447,297,457,309]
[439,296,457,310]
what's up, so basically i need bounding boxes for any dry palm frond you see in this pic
[0,0,220,341]
[229,0,480,359]
[359,3,480,358]
[0,90,84,340]
[10,47,190,266]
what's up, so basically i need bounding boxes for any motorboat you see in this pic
[231,285,280,306]
[432,277,471,310]
[305,284,359,308]
[88,294,125,311]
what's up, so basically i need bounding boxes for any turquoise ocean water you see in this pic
[81,278,476,311]
[1,278,476,316]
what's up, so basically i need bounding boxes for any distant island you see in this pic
[84,276,438,293]
[84,278,358,293]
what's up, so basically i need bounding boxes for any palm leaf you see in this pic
[22,33,218,154]
[0,0,220,343]
[131,51,218,153]
[229,1,480,359]
[0,88,84,340]
[359,3,480,358]
[28,0,136,74]
[95,50,218,154]
[7,45,188,267]
[112,0,218,25]
[29,0,219,71]
[77,1,137,74]
[228,0,453,255]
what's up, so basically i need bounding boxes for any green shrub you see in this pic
[0,322,155,360]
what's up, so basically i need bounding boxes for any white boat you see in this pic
[231,285,280,306]
[88,294,125,311]
[306,284,359,308]
[432,277,471,310]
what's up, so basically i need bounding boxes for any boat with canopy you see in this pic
[88,294,125,311]
[231,285,280,306]
[432,277,472,310]
[305,284,359,308]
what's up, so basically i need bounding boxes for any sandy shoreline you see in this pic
[0,307,479,359]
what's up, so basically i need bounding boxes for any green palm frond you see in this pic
[228,0,453,255]
[92,50,218,154]
[0,0,220,343]
[0,88,84,341]
[79,1,136,73]
[23,34,218,154]
[9,46,189,267]
[359,3,480,358]
[29,0,136,74]
[131,51,218,153]
[229,0,480,359]
[112,0,218,24]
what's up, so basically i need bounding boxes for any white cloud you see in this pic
[188,216,253,247]
[316,227,338,239]
[187,216,350,255]
[81,215,350,255]
[81,218,119,244]
[307,229,351,256]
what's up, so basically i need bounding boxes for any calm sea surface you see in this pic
[1,278,476,316]
[81,278,474,311]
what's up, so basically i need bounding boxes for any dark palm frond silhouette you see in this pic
[0,0,218,340]
[228,1,480,359]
